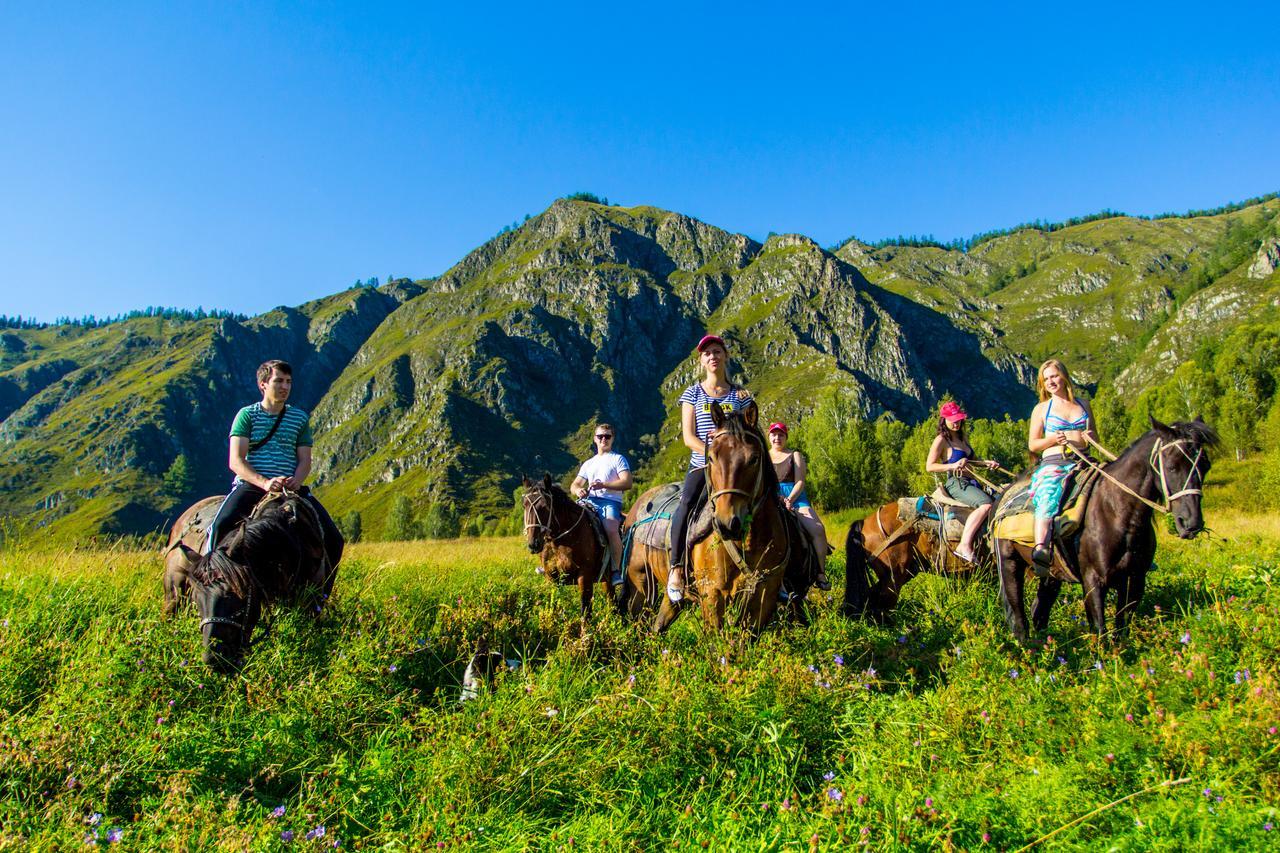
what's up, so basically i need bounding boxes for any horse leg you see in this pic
[653,595,680,633]
[1082,573,1109,640]
[1030,578,1063,632]
[1116,567,1147,640]
[842,519,872,618]
[578,573,593,621]
[996,540,1031,645]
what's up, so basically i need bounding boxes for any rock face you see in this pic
[2,196,1278,536]
[1248,237,1280,280]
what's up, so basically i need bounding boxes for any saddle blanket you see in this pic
[990,468,1096,546]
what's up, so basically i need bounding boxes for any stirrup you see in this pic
[1031,545,1052,578]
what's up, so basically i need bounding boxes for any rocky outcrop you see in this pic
[1248,237,1280,280]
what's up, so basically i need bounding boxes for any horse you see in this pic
[651,404,814,634]
[994,417,1217,645]
[842,499,990,621]
[521,474,616,619]
[167,490,340,670]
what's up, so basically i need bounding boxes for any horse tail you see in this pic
[842,512,872,618]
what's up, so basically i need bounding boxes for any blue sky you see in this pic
[3,1,1278,321]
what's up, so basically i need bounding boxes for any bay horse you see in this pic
[842,500,988,621]
[994,417,1217,645]
[521,474,615,619]
[166,491,340,670]
[652,404,812,633]
[162,495,223,618]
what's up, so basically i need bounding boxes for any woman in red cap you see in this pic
[768,421,831,589]
[666,334,755,601]
[925,400,1001,562]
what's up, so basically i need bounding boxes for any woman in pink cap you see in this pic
[768,421,831,589]
[925,400,1000,562]
[666,334,755,601]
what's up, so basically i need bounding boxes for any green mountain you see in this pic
[2,195,1277,538]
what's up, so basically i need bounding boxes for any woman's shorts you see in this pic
[583,496,623,521]
[1028,459,1076,521]
[944,476,993,508]
[778,481,812,509]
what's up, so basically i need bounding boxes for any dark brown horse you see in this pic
[167,491,340,670]
[994,417,1217,645]
[651,405,812,633]
[521,474,616,619]
[842,500,988,620]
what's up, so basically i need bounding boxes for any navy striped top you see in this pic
[678,383,750,470]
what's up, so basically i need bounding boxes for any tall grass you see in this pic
[0,519,1277,849]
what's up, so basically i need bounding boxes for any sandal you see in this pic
[955,547,975,564]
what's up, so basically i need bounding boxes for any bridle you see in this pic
[705,430,779,576]
[1066,434,1205,514]
[198,580,257,648]
[522,487,589,545]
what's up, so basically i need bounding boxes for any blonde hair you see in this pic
[1036,358,1077,403]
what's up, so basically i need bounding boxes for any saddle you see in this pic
[895,492,977,544]
[991,466,1100,547]
[575,499,613,582]
[627,483,715,552]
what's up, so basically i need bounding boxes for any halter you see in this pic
[704,430,774,576]
[522,488,589,543]
[198,582,256,647]
[1066,435,1205,514]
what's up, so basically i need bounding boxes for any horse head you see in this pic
[190,546,261,672]
[521,473,558,555]
[1149,416,1219,538]
[705,403,771,542]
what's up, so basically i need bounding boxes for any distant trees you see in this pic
[381,495,462,540]
[338,510,363,544]
[565,192,610,205]
[384,495,417,541]
[159,454,195,502]
[1,307,246,331]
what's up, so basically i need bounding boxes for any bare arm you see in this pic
[789,452,808,505]
[571,476,589,499]
[1028,403,1060,455]
[592,470,634,492]
[286,446,312,490]
[229,436,282,491]
[681,402,703,454]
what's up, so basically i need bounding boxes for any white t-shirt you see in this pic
[577,452,631,503]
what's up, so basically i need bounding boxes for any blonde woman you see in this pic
[667,334,755,601]
[1026,359,1097,573]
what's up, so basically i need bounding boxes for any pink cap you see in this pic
[768,422,788,434]
[939,400,967,421]
[696,334,726,352]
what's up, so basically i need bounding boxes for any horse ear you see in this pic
[1148,414,1172,434]
[521,474,532,488]
[177,542,200,564]
[542,472,553,489]
[710,401,727,429]
[741,400,759,428]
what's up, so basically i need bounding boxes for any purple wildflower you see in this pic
[305,825,326,841]
[827,788,844,802]
[88,813,102,826]
[388,664,397,673]
[1264,822,1273,831]
[281,829,294,841]
[833,654,844,666]
[823,771,835,781]
[272,805,287,818]
[897,635,907,644]
[106,829,123,843]
[1057,656,1067,666]
[1180,631,1191,644]
[924,797,933,807]
[1009,669,1019,680]
[1094,661,1104,671]
[1202,788,1212,798]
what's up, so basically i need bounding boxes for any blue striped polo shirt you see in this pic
[229,403,313,486]
[678,383,750,470]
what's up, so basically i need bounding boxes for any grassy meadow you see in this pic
[0,511,1278,850]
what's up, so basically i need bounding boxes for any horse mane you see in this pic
[531,480,578,514]
[1110,419,1221,468]
[193,496,309,600]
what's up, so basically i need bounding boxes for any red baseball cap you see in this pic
[939,401,967,421]
[768,422,788,434]
[696,334,726,352]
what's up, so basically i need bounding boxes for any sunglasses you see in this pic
[595,433,613,439]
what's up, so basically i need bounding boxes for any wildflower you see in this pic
[1202,788,1212,798]
[982,832,991,843]
[780,798,792,811]
[83,831,98,845]
[156,717,165,725]
[1008,669,1019,680]
[897,635,907,644]
[1264,822,1273,831]
[388,664,397,673]
[856,794,867,806]
[67,776,77,788]
[1147,666,1155,675]
[1270,727,1277,735]
[544,707,559,717]
[106,829,123,843]
[864,667,877,678]
[827,788,843,802]
[953,646,962,658]
[305,825,326,841]
[1104,754,1114,764]
[272,805,287,819]
[833,654,844,666]
[924,797,933,807]
[1180,631,1191,644]
[823,771,835,781]
[860,827,870,837]
[1057,656,1067,666]
[627,674,636,686]
[281,830,294,841]
[719,656,727,666]
[88,814,102,826]
[1125,713,1134,723]
[1093,661,1103,671]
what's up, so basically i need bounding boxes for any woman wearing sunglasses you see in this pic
[570,423,633,586]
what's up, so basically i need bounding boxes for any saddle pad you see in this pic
[632,483,681,549]
[991,469,1097,546]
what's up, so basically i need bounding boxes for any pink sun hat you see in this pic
[939,401,967,421]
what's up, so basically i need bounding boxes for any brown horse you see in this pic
[842,499,988,620]
[651,405,809,633]
[162,495,224,618]
[522,474,616,619]
[994,418,1217,645]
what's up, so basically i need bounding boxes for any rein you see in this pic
[523,488,590,544]
[1064,436,1204,514]
[705,430,781,578]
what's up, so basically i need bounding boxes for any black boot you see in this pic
[1031,544,1053,578]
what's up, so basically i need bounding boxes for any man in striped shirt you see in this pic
[203,359,343,565]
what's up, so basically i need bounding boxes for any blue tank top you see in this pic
[945,445,970,465]
[1045,398,1088,434]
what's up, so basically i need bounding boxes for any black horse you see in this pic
[994,417,1217,645]
[179,491,341,671]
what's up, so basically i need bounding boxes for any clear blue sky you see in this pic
[3,2,1278,322]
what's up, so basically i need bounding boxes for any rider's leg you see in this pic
[667,467,706,599]
[204,483,265,554]
[959,503,992,559]
[603,515,623,583]
[304,492,345,567]
[797,506,831,590]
